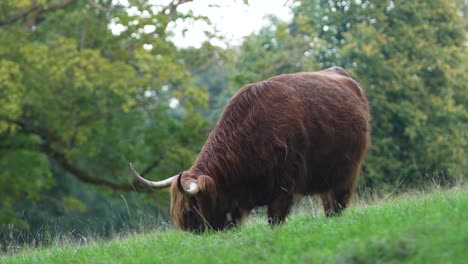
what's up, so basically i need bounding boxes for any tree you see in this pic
[232,16,318,90]
[289,0,467,188]
[0,0,210,230]
[233,0,466,190]
[179,42,235,122]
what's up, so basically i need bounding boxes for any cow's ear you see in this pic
[197,175,216,195]
[197,175,216,205]
[196,175,217,219]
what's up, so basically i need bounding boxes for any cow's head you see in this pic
[129,163,235,232]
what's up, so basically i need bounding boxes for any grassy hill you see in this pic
[2,188,467,264]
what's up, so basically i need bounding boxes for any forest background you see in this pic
[0,0,466,249]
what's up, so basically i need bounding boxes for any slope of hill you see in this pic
[2,188,467,264]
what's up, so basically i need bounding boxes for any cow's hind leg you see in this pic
[320,159,360,217]
[267,194,293,226]
[320,187,354,217]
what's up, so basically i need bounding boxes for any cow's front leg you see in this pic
[267,193,293,226]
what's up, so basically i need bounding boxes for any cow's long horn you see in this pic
[177,173,200,197]
[129,163,176,189]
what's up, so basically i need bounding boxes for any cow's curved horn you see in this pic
[129,163,176,189]
[177,173,200,197]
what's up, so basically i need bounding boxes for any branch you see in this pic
[79,17,89,51]
[40,142,152,192]
[162,0,194,21]
[139,159,161,176]
[0,0,79,27]
[3,116,155,192]
[87,0,116,12]
[2,115,169,192]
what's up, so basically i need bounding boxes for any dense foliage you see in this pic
[0,0,210,241]
[233,0,467,189]
[0,0,466,250]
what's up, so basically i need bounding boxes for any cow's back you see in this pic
[259,69,369,193]
[194,68,370,206]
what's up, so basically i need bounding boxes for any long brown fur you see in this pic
[171,67,370,231]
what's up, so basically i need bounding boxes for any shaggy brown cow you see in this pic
[130,66,370,232]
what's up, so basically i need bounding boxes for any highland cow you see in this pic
[130,66,370,232]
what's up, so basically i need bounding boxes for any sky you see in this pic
[165,0,293,48]
[110,0,293,48]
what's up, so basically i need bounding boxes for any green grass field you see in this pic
[2,188,467,264]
